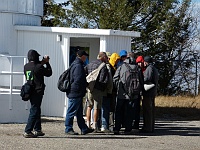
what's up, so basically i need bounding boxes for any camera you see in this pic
[41,55,50,64]
[43,55,50,59]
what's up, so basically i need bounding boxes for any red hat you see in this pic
[136,56,144,63]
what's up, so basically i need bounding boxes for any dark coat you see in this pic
[67,57,87,98]
[24,61,52,95]
[143,63,159,97]
[113,59,144,100]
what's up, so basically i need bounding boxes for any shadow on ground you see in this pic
[151,120,200,137]
[40,106,200,138]
[155,106,200,121]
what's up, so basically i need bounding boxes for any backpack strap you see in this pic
[124,62,132,70]
[97,62,106,71]
[124,62,138,71]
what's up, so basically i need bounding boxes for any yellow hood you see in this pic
[109,53,120,70]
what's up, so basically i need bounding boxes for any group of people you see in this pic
[22,48,158,138]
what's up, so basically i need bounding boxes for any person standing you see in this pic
[113,56,144,135]
[23,49,52,138]
[132,55,145,130]
[106,53,120,131]
[65,50,94,135]
[116,50,127,68]
[141,56,159,133]
[85,52,109,132]
[99,52,119,132]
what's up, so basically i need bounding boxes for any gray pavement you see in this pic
[0,117,199,150]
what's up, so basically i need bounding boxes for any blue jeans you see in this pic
[25,93,43,133]
[101,96,110,129]
[65,97,88,133]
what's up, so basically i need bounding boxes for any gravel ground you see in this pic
[0,117,199,150]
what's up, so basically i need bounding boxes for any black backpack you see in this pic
[20,68,35,101]
[20,82,34,101]
[123,62,141,99]
[57,65,73,92]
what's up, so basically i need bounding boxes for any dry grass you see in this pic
[154,95,200,120]
[155,95,200,109]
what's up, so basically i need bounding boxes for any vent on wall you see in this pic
[57,35,62,42]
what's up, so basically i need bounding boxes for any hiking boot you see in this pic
[33,131,45,136]
[124,130,132,135]
[81,128,94,135]
[139,129,153,133]
[132,124,139,130]
[114,131,119,135]
[23,132,37,138]
[65,131,79,135]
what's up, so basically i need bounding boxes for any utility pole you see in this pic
[194,52,198,96]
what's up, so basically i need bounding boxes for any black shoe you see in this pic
[132,125,139,130]
[114,131,119,135]
[33,131,45,136]
[81,128,94,135]
[65,131,79,135]
[124,130,132,135]
[139,129,153,133]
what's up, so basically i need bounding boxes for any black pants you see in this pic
[133,97,141,129]
[142,96,155,132]
[114,98,134,132]
[25,92,43,133]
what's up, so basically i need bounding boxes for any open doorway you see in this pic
[70,37,100,64]
[70,46,90,66]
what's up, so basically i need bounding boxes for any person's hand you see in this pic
[41,55,50,64]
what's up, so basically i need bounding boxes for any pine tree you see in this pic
[43,0,198,95]
[42,0,70,27]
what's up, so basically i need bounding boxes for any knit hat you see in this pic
[119,50,127,57]
[136,56,144,63]
[144,56,153,63]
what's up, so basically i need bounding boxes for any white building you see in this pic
[0,0,140,123]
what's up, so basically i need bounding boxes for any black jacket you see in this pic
[67,57,87,98]
[24,50,52,95]
[24,62,52,95]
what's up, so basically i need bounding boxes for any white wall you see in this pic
[0,0,43,55]
[100,35,132,54]
[17,30,67,117]
[0,0,43,16]
[0,94,30,123]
